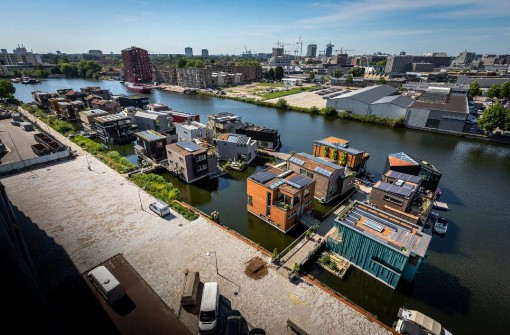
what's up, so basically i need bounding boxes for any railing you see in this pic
[0,148,71,175]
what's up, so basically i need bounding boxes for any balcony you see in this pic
[274,193,300,212]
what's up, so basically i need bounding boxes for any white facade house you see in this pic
[282,78,302,86]
[216,133,257,163]
[369,95,414,119]
[176,121,211,142]
[326,85,398,116]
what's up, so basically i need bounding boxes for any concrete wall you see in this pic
[0,149,70,175]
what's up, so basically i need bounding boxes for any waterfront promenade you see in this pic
[2,155,393,335]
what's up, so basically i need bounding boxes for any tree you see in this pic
[332,69,343,78]
[468,80,481,97]
[175,57,188,68]
[272,248,278,258]
[377,76,386,84]
[274,66,284,81]
[375,60,386,66]
[345,74,353,85]
[50,65,62,75]
[266,68,275,80]
[348,67,364,77]
[0,80,16,98]
[487,84,501,98]
[321,107,337,116]
[12,69,22,77]
[310,106,319,114]
[500,82,510,100]
[275,98,288,109]
[478,103,506,131]
[503,108,510,132]
[308,72,315,81]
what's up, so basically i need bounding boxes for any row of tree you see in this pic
[265,66,284,81]
[0,80,16,99]
[478,103,510,132]
[468,80,510,99]
[12,60,103,79]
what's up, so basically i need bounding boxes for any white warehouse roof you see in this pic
[371,95,414,108]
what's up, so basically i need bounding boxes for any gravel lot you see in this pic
[2,155,392,335]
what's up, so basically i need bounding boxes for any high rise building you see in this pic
[201,49,209,57]
[121,46,152,83]
[306,44,317,58]
[272,47,284,57]
[325,43,334,57]
[185,47,193,57]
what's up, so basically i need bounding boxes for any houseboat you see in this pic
[125,81,151,93]
[395,308,453,335]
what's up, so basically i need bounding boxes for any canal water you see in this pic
[14,79,510,335]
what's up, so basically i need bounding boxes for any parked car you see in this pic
[225,310,242,335]
[199,282,219,334]
[88,265,125,304]
[149,200,171,217]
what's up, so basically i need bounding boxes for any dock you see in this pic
[433,201,449,211]
[257,148,291,161]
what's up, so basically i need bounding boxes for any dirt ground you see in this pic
[244,256,269,280]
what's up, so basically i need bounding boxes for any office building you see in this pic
[247,167,315,232]
[325,43,334,57]
[185,47,193,57]
[306,44,317,58]
[121,46,152,83]
[201,49,209,57]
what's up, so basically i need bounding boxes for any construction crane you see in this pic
[295,36,316,58]
[335,48,355,54]
[274,41,291,54]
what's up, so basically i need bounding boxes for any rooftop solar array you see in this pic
[363,219,385,233]
[297,152,343,170]
[176,141,203,152]
[226,134,249,144]
[314,166,333,177]
[376,182,414,198]
[250,171,276,184]
[386,170,421,184]
[287,175,313,188]
[136,130,166,142]
[269,179,285,190]
[289,156,305,166]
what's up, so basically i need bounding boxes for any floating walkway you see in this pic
[257,148,291,161]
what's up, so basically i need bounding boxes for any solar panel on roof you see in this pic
[251,171,276,184]
[289,157,305,166]
[314,166,333,177]
[298,152,342,170]
[378,182,413,198]
[269,179,285,190]
[176,141,202,152]
[363,219,385,233]
[287,175,312,188]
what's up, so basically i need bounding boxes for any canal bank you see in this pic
[12,79,510,335]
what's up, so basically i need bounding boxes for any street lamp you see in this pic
[86,154,91,170]
[206,250,240,295]
[138,186,146,210]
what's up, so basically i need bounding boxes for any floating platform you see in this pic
[433,201,449,211]
[317,251,350,279]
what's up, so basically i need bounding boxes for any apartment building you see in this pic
[247,167,315,232]
[216,133,257,163]
[236,123,281,151]
[121,46,152,83]
[288,152,355,203]
[176,67,212,88]
[166,141,218,183]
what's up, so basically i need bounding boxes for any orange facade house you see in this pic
[247,167,315,233]
[312,136,370,173]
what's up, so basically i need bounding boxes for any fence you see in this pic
[0,148,71,175]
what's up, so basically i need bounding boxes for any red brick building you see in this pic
[247,167,315,233]
[122,46,152,83]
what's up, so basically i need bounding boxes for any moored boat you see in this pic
[395,308,453,335]
[433,217,448,235]
[125,81,151,93]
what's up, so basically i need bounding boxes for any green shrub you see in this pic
[275,98,288,109]
[321,107,338,117]
[310,106,319,115]
[169,201,199,221]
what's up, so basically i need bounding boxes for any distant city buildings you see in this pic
[121,46,152,83]
[185,47,193,57]
[201,49,209,57]
[306,44,317,58]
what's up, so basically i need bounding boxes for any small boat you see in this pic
[21,78,39,84]
[125,81,151,93]
[395,308,453,335]
[433,201,449,211]
[434,217,448,235]
[435,187,442,200]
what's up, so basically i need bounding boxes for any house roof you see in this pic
[373,181,415,199]
[387,152,419,167]
[249,167,313,191]
[135,111,160,120]
[315,138,364,155]
[385,170,422,184]
[410,93,468,114]
[330,85,398,104]
[291,152,343,177]
[167,141,207,155]
[136,130,166,142]
[371,95,414,108]
[95,113,130,123]
[217,133,250,144]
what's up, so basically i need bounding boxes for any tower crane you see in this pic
[335,47,355,54]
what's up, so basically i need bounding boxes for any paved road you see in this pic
[0,118,38,164]
[2,156,393,335]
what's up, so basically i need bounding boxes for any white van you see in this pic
[88,265,125,304]
[149,200,171,217]
[199,282,219,334]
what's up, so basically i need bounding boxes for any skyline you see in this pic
[3,0,510,56]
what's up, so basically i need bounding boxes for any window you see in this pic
[300,168,307,176]
[287,211,296,219]
[179,157,184,162]
[383,195,403,206]
[197,164,207,172]
[196,154,206,162]
[306,171,314,178]
[304,188,311,198]
[248,195,253,206]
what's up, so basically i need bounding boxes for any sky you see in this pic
[3,0,510,56]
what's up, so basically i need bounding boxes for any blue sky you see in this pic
[3,0,510,56]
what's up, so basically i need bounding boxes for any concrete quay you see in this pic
[2,155,393,335]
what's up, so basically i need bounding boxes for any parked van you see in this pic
[199,282,219,334]
[88,265,125,304]
[149,200,170,217]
